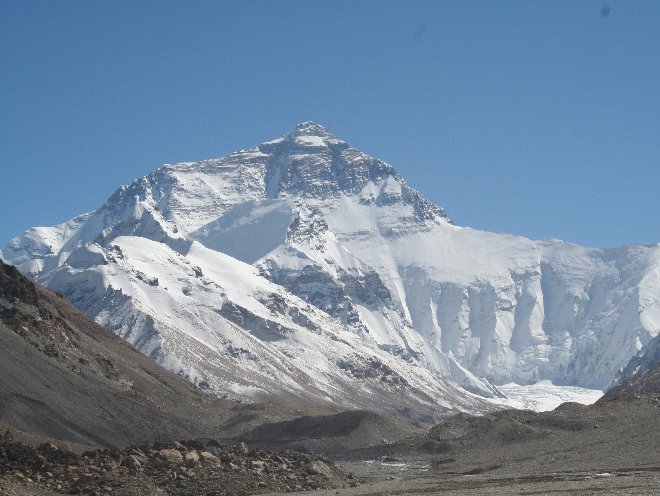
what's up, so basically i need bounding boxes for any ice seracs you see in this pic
[3,122,659,415]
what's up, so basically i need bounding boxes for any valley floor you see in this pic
[2,392,660,496]
[3,465,659,496]
[265,469,660,496]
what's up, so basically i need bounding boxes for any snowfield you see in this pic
[3,122,658,416]
[495,381,603,412]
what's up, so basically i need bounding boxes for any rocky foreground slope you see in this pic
[0,434,344,496]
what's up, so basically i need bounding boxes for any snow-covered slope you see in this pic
[3,122,659,415]
[34,236,490,418]
[609,248,660,387]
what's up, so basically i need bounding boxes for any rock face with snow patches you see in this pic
[3,122,659,416]
[611,332,660,388]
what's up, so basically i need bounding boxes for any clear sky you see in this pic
[1,0,659,249]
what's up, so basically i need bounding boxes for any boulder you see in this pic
[199,451,219,464]
[159,449,183,463]
[306,460,333,478]
[184,451,200,463]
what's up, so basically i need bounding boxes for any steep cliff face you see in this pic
[3,123,659,414]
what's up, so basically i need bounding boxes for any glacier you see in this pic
[3,122,658,417]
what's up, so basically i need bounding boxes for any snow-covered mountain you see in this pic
[3,122,659,416]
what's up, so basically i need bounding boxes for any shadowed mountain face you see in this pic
[0,259,236,448]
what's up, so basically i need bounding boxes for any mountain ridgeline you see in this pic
[3,122,659,417]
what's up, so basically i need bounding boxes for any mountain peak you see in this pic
[288,121,334,138]
[260,122,347,151]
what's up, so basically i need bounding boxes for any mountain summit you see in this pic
[3,124,659,416]
[260,121,348,153]
[286,121,338,138]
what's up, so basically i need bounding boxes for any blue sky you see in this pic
[1,0,659,248]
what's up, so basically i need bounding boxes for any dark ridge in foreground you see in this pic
[237,410,425,458]
[0,260,234,448]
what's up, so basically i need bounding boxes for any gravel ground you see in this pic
[262,470,660,496]
[0,432,344,496]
